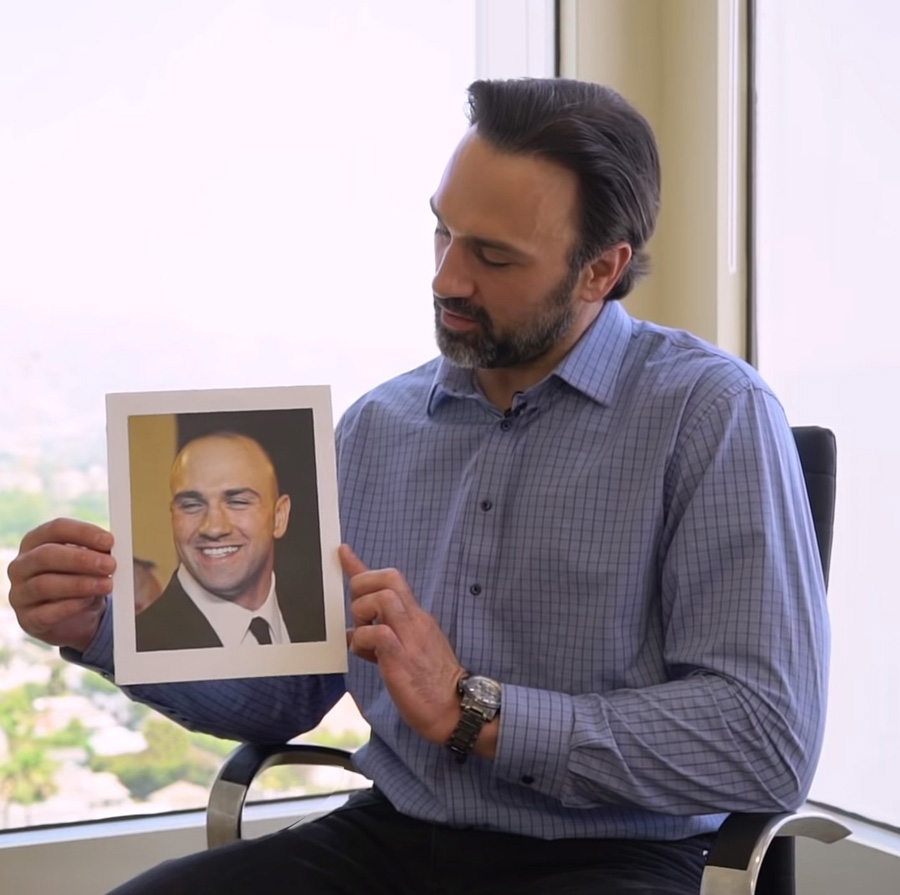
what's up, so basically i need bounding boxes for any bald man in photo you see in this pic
[136,431,304,651]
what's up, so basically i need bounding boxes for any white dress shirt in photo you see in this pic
[176,565,288,646]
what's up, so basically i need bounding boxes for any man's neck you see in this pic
[231,579,272,612]
[178,564,275,612]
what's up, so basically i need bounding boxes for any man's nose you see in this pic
[198,503,231,538]
[432,240,475,300]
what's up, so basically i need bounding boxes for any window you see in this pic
[754,0,900,828]
[0,0,553,831]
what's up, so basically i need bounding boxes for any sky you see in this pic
[0,0,477,451]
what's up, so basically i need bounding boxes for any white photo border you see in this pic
[107,385,347,684]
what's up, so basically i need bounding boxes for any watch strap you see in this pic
[446,705,489,763]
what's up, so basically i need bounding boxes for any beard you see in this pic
[434,266,580,370]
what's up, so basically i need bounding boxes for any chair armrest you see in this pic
[699,810,852,895]
[206,743,358,849]
[207,751,854,894]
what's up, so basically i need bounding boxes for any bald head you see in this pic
[170,433,280,501]
[169,433,291,610]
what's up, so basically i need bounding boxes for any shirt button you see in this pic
[480,499,493,512]
[500,419,512,431]
[521,775,535,785]
[469,584,482,596]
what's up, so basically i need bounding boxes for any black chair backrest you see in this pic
[791,426,837,588]
[754,425,836,895]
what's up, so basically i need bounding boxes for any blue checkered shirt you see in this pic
[80,300,829,840]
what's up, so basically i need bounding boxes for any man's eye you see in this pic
[434,226,450,239]
[178,501,203,513]
[227,499,251,507]
[479,254,511,269]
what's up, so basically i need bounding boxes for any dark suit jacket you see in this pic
[135,571,316,651]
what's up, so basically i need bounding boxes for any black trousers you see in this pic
[109,790,712,895]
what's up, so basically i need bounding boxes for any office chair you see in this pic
[206,426,851,895]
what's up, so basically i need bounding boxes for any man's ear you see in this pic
[273,494,291,538]
[580,242,633,304]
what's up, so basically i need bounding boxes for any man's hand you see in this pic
[8,519,115,653]
[340,544,466,746]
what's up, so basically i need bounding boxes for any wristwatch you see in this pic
[446,673,502,763]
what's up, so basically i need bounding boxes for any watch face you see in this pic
[461,675,502,709]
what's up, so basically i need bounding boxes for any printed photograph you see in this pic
[107,387,347,684]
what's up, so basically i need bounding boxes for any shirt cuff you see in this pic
[59,597,115,679]
[492,683,575,801]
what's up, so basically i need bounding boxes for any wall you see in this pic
[559,0,746,355]
[797,834,900,895]
[0,797,346,893]
[128,413,178,584]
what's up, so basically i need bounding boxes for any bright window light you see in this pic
[755,0,900,829]
[0,0,531,831]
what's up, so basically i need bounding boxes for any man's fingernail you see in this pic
[98,555,116,573]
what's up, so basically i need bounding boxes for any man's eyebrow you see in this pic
[429,196,530,259]
[172,488,261,502]
[223,488,261,500]
[173,490,205,503]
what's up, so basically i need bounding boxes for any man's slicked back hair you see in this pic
[466,78,661,301]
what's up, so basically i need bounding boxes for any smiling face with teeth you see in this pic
[169,433,291,611]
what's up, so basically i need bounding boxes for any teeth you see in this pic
[201,547,239,558]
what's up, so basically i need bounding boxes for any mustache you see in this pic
[433,296,485,321]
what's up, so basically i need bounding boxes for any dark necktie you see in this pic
[249,617,272,645]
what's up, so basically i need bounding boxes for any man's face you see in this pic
[169,435,291,610]
[430,128,587,370]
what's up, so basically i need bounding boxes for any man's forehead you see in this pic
[433,128,579,249]
[171,435,276,490]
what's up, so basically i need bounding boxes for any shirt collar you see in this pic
[177,565,286,646]
[551,299,634,406]
[426,356,481,415]
[426,300,634,415]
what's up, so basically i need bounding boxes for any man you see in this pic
[136,431,303,650]
[7,79,829,894]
